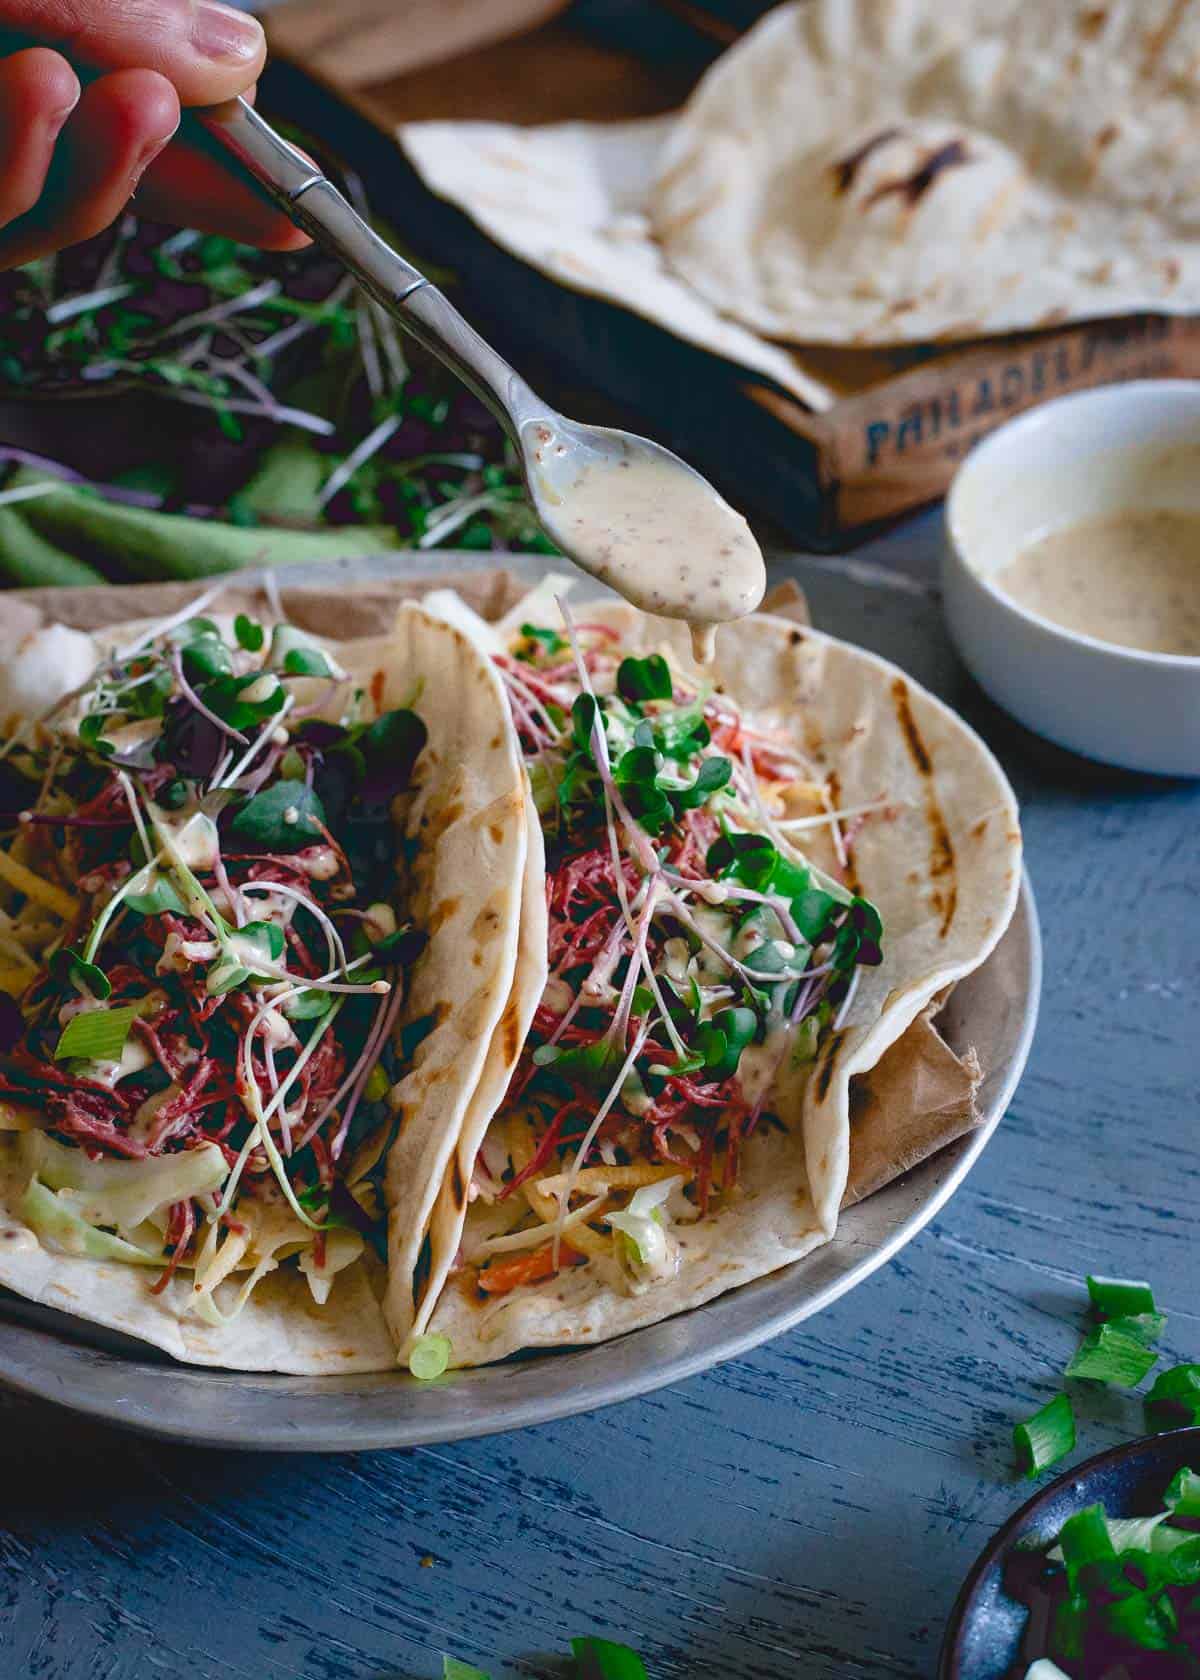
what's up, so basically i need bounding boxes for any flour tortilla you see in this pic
[422,600,1021,1365]
[651,0,1200,347]
[0,597,529,1373]
[399,115,841,410]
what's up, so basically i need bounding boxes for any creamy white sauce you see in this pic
[996,509,1200,656]
[533,445,765,656]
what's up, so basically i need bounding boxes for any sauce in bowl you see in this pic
[995,508,1200,657]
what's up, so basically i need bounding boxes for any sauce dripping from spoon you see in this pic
[527,429,765,659]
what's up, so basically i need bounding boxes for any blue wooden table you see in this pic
[1,510,1196,1680]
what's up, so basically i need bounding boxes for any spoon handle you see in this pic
[196,97,542,441]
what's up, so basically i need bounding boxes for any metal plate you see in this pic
[0,875,1039,1451]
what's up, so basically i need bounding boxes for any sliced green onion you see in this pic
[570,1637,649,1680]
[54,1003,140,1064]
[442,1661,489,1680]
[1014,1393,1076,1478]
[1147,1365,1200,1432]
[408,1333,452,1382]
[1058,1503,1116,1592]
[1087,1274,1157,1320]
[1165,1466,1200,1516]
[1101,1587,1177,1650]
[1116,1312,1168,1348]
[1066,1321,1159,1388]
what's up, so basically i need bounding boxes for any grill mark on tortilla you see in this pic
[1079,6,1108,37]
[826,770,863,896]
[488,821,506,846]
[891,677,958,938]
[814,1032,845,1101]
[450,1153,466,1210]
[891,677,931,773]
[499,995,523,1066]
[830,127,902,195]
[1143,0,1189,75]
[863,139,971,210]
[369,670,386,711]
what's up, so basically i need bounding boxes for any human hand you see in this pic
[0,0,309,269]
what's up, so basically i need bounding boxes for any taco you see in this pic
[0,594,528,1372]
[398,584,1021,1366]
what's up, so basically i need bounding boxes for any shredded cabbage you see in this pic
[607,1177,684,1291]
[298,1227,364,1306]
[21,1131,227,1230]
[21,1177,162,1265]
[189,1201,361,1324]
[1047,1509,1196,1563]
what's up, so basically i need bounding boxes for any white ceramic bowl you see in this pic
[942,380,1200,776]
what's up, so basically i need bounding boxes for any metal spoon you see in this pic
[197,98,765,636]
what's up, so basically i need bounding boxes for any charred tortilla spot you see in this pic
[971,817,988,840]
[425,797,465,843]
[830,126,903,194]
[1079,6,1108,37]
[488,821,505,846]
[864,139,971,210]
[450,1154,466,1209]
[471,900,503,943]
[427,895,462,934]
[490,732,502,749]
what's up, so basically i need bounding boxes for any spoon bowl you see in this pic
[518,415,766,637]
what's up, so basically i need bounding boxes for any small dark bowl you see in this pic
[939,1428,1200,1678]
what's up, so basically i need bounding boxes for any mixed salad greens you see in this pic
[0,602,429,1316]
[461,605,884,1300]
[0,208,552,572]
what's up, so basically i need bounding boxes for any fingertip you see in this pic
[85,68,182,155]
[3,48,81,123]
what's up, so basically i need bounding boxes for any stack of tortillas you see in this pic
[401,0,1200,405]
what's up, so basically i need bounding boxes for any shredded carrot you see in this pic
[0,849,77,919]
[477,1240,585,1296]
